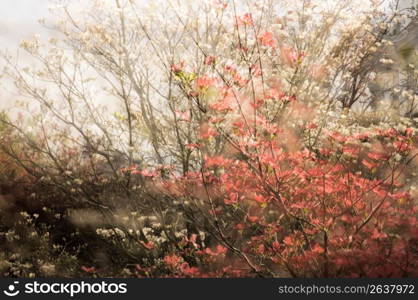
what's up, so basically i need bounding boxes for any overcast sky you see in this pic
[0,0,52,48]
[0,1,52,109]
[0,0,415,110]
[1,0,416,45]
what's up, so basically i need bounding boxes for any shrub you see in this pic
[0,0,417,277]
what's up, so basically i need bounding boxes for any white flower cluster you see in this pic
[96,227,126,239]
[142,227,167,244]
[19,37,41,54]
[379,58,394,65]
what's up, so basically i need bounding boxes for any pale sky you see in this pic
[0,0,416,47]
[0,0,51,48]
[0,0,415,111]
[0,1,55,110]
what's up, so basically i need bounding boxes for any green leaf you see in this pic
[399,46,414,60]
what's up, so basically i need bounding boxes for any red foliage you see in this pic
[165,67,418,276]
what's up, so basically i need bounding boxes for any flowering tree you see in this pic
[0,0,417,277]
